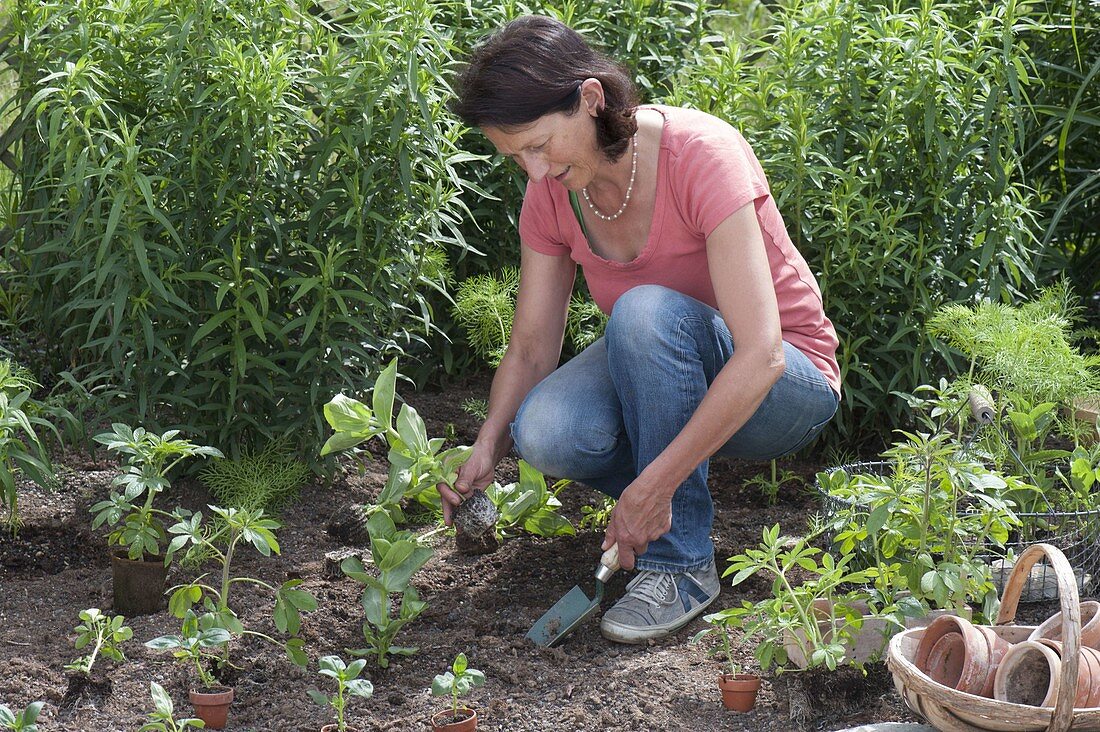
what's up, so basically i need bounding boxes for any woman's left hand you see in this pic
[602,479,673,571]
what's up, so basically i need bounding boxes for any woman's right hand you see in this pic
[439,443,498,526]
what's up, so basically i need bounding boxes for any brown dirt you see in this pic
[0,371,923,731]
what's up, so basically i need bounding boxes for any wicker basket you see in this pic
[887,543,1100,732]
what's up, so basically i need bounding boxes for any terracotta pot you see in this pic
[431,707,477,732]
[110,549,168,616]
[914,614,1010,697]
[1029,600,1100,650]
[718,672,761,712]
[995,638,1100,708]
[189,686,234,730]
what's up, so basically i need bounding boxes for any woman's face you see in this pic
[481,80,605,190]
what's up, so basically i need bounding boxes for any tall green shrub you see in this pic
[670,0,1041,442]
[1018,0,1100,303]
[6,0,472,449]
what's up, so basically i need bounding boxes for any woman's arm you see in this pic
[602,201,786,567]
[440,245,576,524]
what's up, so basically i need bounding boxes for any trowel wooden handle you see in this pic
[595,543,620,583]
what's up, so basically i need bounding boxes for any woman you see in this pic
[441,15,841,644]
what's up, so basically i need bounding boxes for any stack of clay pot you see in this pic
[994,600,1100,707]
[914,601,1100,708]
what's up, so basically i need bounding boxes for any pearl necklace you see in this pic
[582,132,638,222]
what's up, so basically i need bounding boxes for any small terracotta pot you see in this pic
[431,707,477,732]
[1029,600,1100,650]
[110,549,168,616]
[914,614,1010,697]
[190,686,234,730]
[718,673,761,712]
[995,638,1100,708]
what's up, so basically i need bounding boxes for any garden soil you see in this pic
[2,371,933,731]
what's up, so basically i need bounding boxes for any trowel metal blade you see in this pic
[525,585,601,647]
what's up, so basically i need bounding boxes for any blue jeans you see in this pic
[510,285,839,572]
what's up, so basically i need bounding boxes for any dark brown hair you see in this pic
[450,15,639,162]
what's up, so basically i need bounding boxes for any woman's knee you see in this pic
[511,388,622,478]
[605,285,685,349]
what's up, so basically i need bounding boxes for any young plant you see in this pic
[138,682,205,731]
[0,702,43,732]
[431,653,485,721]
[0,359,62,532]
[341,510,432,667]
[307,655,374,732]
[744,460,805,505]
[321,359,471,520]
[691,608,746,677]
[579,496,616,531]
[198,438,309,512]
[145,611,231,689]
[64,608,133,676]
[90,424,222,560]
[160,506,316,667]
[723,524,891,672]
[486,461,574,538]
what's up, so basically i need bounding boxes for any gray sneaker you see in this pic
[600,559,720,644]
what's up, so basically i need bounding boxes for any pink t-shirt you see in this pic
[518,104,841,395]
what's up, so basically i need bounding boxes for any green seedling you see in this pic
[308,655,374,732]
[431,653,485,721]
[64,608,133,676]
[691,608,744,677]
[146,611,231,689]
[321,359,471,520]
[579,496,616,531]
[0,702,43,732]
[138,682,205,731]
[487,461,574,538]
[342,511,432,668]
[745,460,805,505]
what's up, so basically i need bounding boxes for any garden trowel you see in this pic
[526,543,620,647]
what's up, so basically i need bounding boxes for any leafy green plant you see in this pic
[341,510,432,668]
[460,398,488,421]
[138,682,205,731]
[722,524,891,672]
[451,268,608,368]
[199,439,309,512]
[7,0,475,451]
[160,506,316,667]
[64,608,133,676]
[579,495,616,531]
[486,461,574,538]
[0,702,43,732]
[745,460,805,506]
[321,360,470,520]
[819,430,1029,615]
[145,612,231,690]
[431,653,485,721]
[307,655,374,732]
[89,424,222,560]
